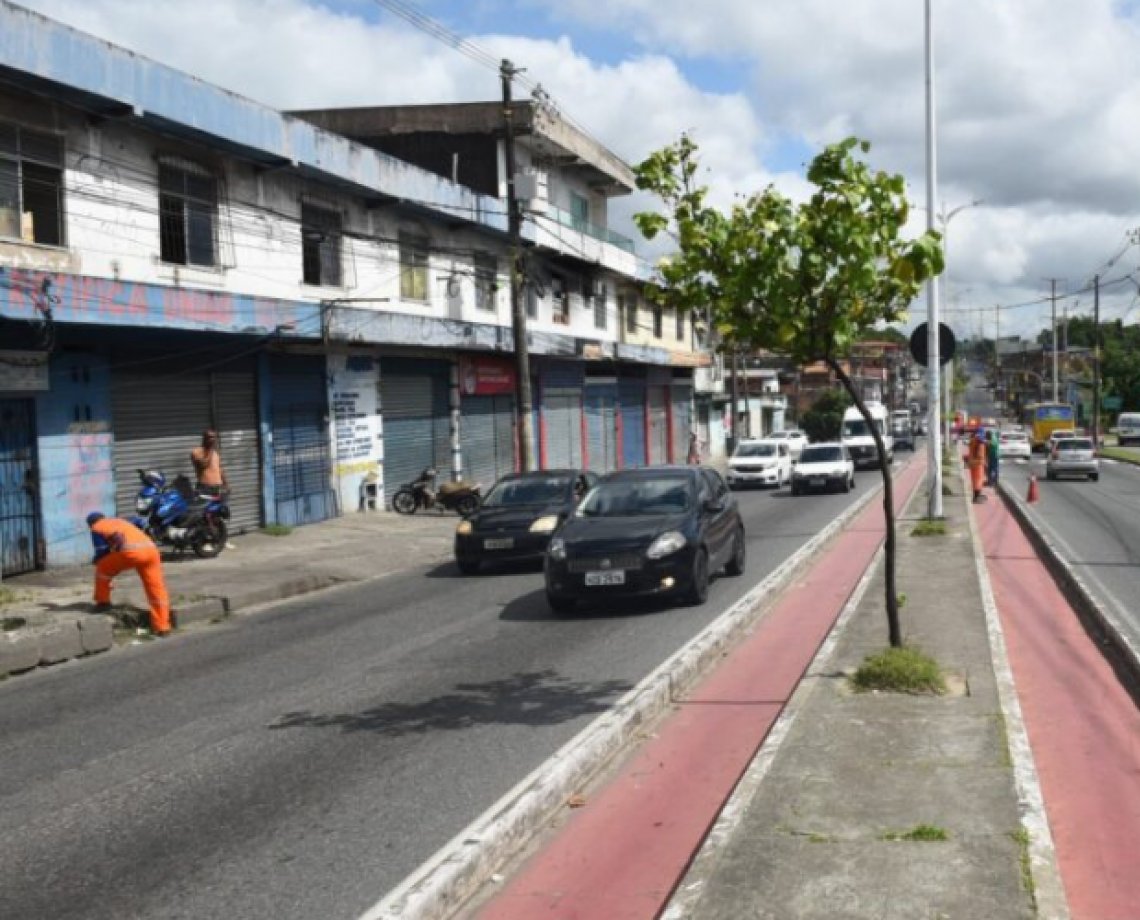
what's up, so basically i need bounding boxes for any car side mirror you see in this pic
[704,497,726,514]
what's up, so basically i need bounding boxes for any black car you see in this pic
[454,469,596,574]
[892,422,915,451]
[544,466,745,613]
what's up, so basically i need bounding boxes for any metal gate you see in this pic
[0,398,41,575]
[543,391,583,469]
[585,383,618,473]
[460,394,515,488]
[111,363,262,533]
[618,378,646,468]
[380,360,451,503]
[648,385,669,464]
[671,385,693,463]
[270,356,335,527]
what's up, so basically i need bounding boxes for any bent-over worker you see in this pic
[87,512,172,635]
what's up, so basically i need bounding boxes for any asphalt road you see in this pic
[0,460,905,920]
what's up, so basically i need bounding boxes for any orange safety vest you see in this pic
[91,517,156,557]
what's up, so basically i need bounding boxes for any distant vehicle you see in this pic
[1117,412,1140,446]
[544,467,745,613]
[1021,402,1076,452]
[841,402,894,469]
[998,429,1031,461]
[891,415,915,451]
[1046,428,1077,455]
[767,429,808,459]
[726,439,792,489]
[790,443,855,495]
[1046,437,1099,482]
[454,470,595,574]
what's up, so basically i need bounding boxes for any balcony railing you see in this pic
[543,205,636,254]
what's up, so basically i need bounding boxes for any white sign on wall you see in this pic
[328,354,383,511]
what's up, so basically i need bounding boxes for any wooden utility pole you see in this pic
[1093,274,1101,445]
[501,59,536,471]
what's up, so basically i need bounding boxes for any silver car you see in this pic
[1046,437,1099,481]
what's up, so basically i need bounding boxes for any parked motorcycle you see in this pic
[135,469,231,558]
[391,467,481,516]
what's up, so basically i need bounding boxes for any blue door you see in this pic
[270,357,335,526]
[0,398,41,575]
[619,379,646,468]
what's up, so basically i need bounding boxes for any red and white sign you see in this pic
[459,356,516,396]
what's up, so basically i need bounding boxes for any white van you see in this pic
[1117,412,1140,446]
[842,402,894,469]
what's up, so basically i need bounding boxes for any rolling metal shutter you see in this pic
[648,385,669,465]
[618,378,646,468]
[461,394,515,488]
[270,356,335,527]
[671,385,693,463]
[380,361,451,503]
[111,365,262,533]
[584,383,618,473]
[543,392,583,469]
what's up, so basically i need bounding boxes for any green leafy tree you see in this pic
[801,389,852,443]
[635,136,943,647]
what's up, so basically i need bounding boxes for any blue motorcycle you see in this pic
[135,469,230,558]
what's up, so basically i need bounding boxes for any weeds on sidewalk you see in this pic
[851,645,946,695]
[0,586,24,606]
[1010,828,1037,907]
[261,524,293,537]
[911,518,947,537]
[879,824,949,842]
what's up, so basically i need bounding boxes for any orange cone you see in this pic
[1027,474,1039,504]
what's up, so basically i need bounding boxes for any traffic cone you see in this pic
[1027,474,1039,504]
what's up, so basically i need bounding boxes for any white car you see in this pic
[790,442,856,495]
[1046,437,1099,481]
[768,429,808,459]
[726,439,792,489]
[999,429,1031,460]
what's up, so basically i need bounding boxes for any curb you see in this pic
[362,462,908,920]
[995,479,1140,694]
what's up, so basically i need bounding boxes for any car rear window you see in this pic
[800,446,842,462]
[1056,439,1093,451]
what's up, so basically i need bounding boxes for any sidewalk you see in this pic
[0,510,458,678]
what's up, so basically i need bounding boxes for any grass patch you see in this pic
[911,518,947,537]
[851,645,946,695]
[3,616,27,632]
[880,824,949,842]
[260,524,293,537]
[1010,829,1037,907]
[0,586,20,606]
[897,593,907,608]
[1098,446,1140,466]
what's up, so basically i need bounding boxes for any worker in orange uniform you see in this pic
[87,512,172,635]
[966,430,988,503]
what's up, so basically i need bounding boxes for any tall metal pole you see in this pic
[501,59,536,471]
[994,303,1000,409]
[1049,278,1059,401]
[1093,274,1101,445]
[729,346,741,451]
[924,0,943,517]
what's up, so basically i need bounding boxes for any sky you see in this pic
[16,0,1140,341]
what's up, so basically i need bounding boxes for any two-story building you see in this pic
[0,2,705,573]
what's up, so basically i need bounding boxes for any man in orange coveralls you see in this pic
[966,431,988,503]
[87,512,172,635]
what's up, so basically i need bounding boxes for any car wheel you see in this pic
[685,548,710,606]
[457,558,480,575]
[547,592,575,614]
[1047,470,1057,481]
[791,482,801,496]
[1090,472,1100,482]
[841,476,851,493]
[726,528,746,576]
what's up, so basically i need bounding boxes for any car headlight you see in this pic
[530,515,559,533]
[548,537,567,561]
[456,520,473,536]
[647,531,686,560]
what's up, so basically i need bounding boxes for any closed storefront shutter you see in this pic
[111,363,262,533]
[461,393,515,488]
[671,385,693,463]
[618,378,646,468]
[270,356,335,527]
[648,385,669,465]
[543,391,583,469]
[380,360,451,503]
[584,383,618,473]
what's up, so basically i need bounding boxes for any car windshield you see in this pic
[577,476,692,517]
[842,419,882,437]
[1057,439,1093,451]
[800,446,842,463]
[735,443,776,458]
[767,432,788,439]
[482,476,570,507]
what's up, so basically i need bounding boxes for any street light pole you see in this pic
[924,0,943,518]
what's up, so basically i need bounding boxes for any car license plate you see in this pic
[484,538,514,550]
[585,571,625,586]
[810,477,826,486]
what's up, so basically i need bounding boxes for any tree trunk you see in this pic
[828,358,902,648]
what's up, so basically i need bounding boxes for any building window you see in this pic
[653,304,663,339]
[526,281,539,319]
[301,203,342,287]
[569,192,589,231]
[399,232,430,301]
[551,275,570,325]
[474,253,497,312]
[675,307,686,341]
[158,159,218,267]
[623,294,638,334]
[592,280,607,330]
[0,122,65,246]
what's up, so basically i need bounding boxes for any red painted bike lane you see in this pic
[975,494,1140,919]
[472,459,927,920]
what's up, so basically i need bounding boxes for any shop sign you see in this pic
[459,356,516,396]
